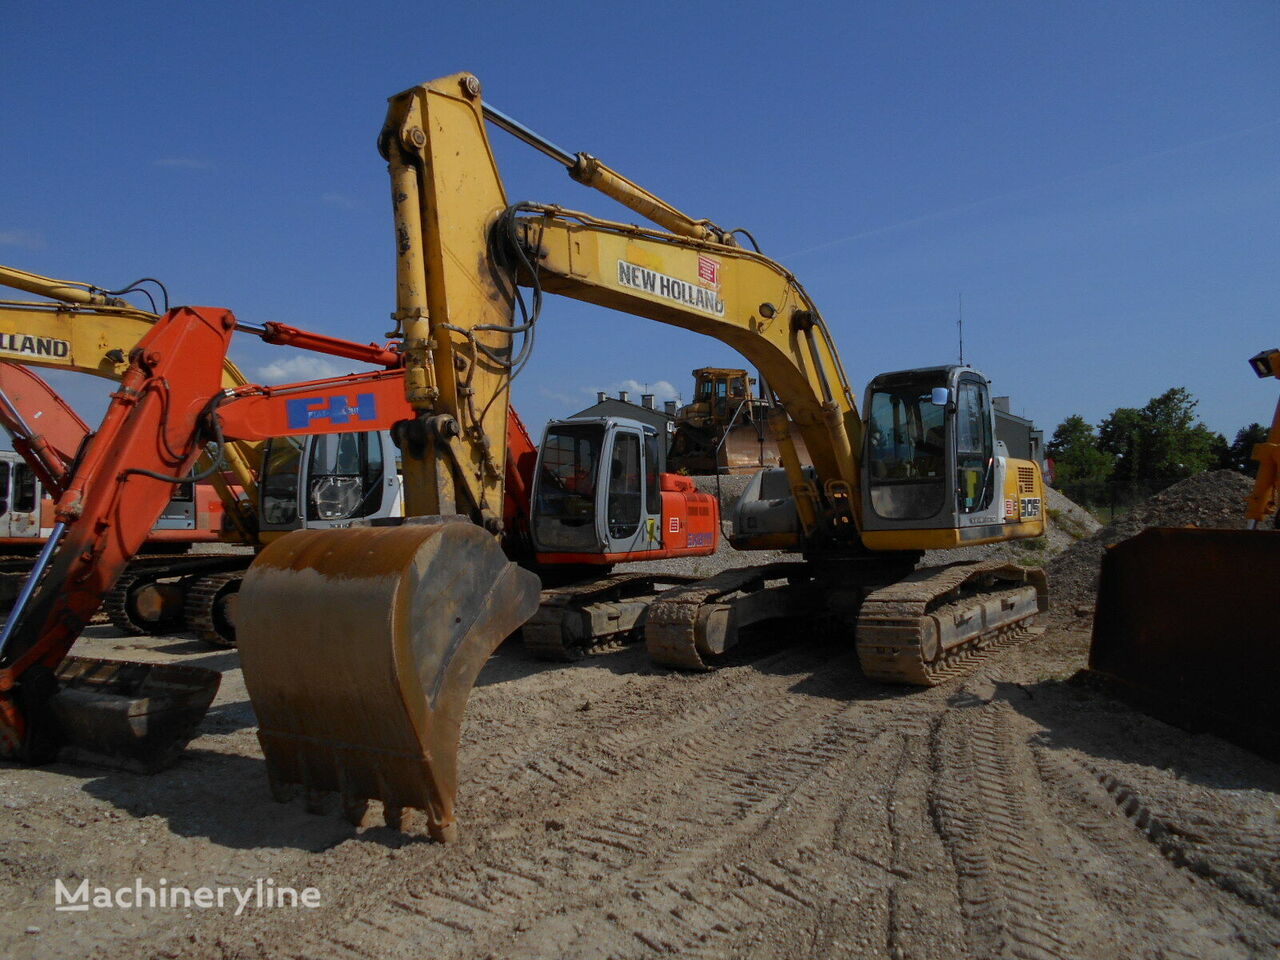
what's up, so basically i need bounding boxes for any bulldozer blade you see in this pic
[50,657,221,773]
[235,521,540,841]
[1089,527,1280,762]
[720,424,811,474]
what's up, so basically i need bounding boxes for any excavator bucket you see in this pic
[235,521,540,841]
[50,657,221,773]
[1089,527,1280,762]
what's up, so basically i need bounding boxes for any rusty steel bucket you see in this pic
[236,520,540,841]
[1089,527,1280,762]
[50,656,221,773]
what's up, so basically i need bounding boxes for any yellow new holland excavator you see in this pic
[231,72,1049,841]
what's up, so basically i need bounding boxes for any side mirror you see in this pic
[930,387,951,406]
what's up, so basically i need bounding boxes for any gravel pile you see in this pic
[692,473,753,518]
[1046,469,1253,613]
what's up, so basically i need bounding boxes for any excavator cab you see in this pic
[858,365,1045,551]
[531,417,716,563]
[257,430,403,534]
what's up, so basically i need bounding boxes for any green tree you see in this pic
[1098,387,1221,489]
[1046,414,1113,486]
[1226,423,1269,475]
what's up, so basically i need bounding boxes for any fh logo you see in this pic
[285,393,378,431]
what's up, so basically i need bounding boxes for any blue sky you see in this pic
[3,1,1277,447]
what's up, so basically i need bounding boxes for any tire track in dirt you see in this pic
[1033,747,1280,959]
[1090,768,1280,919]
[930,700,1080,960]
[274,650,958,959]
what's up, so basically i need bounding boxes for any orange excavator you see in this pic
[1090,348,1280,762]
[0,275,718,772]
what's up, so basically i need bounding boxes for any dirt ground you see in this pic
[3,475,1278,959]
[3,602,1278,959]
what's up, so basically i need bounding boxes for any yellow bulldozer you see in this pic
[668,367,813,475]
[1089,348,1280,762]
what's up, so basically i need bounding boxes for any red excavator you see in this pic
[0,297,717,769]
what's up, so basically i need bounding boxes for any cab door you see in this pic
[952,376,1003,529]
[600,425,661,556]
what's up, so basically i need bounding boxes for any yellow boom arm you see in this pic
[384,73,865,544]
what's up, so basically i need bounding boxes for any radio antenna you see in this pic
[957,292,965,365]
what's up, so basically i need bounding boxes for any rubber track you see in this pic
[522,572,700,661]
[183,571,242,648]
[644,561,810,669]
[102,572,151,636]
[857,560,1049,685]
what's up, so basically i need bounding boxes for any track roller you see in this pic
[184,572,242,648]
[103,572,188,636]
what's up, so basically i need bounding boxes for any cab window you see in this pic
[866,383,947,521]
[534,422,603,551]
[643,430,661,515]
[13,463,36,513]
[260,436,303,526]
[305,431,385,521]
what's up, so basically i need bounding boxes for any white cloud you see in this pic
[611,379,681,403]
[153,157,214,170]
[321,192,359,210]
[538,385,577,407]
[255,355,348,383]
[0,229,44,249]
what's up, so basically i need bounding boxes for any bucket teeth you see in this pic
[340,795,372,828]
[236,521,540,840]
